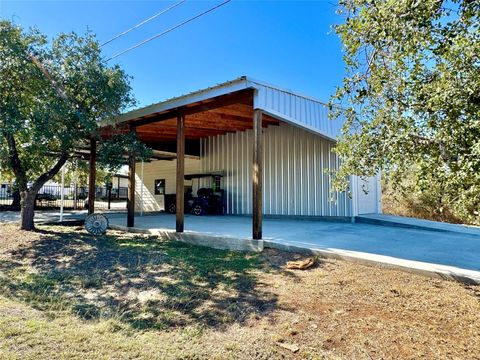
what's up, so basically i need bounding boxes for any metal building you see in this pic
[98,76,381,239]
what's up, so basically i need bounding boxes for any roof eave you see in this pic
[103,76,252,127]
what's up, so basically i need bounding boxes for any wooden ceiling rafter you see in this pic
[100,88,280,143]
[129,89,254,128]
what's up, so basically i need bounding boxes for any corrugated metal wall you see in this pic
[252,81,344,140]
[200,122,352,216]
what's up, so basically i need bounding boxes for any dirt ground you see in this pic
[0,223,479,359]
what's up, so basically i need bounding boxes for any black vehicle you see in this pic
[190,187,224,215]
[164,191,193,214]
[165,172,224,216]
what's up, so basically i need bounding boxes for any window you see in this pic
[154,179,165,195]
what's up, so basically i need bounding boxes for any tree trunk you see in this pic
[10,190,21,210]
[4,130,69,231]
[20,190,37,231]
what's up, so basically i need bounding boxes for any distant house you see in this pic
[99,76,381,238]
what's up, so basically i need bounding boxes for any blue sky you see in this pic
[1,0,345,108]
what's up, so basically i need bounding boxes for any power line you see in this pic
[101,0,187,47]
[107,0,232,61]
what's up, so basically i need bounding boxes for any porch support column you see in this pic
[176,114,185,232]
[252,109,263,240]
[127,151,136,228]
[88,137,96,215]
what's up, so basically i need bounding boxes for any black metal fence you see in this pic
[0,184,128,210]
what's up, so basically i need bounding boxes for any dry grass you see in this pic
[0,223,479,359]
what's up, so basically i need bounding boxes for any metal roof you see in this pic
[110,76,343,140]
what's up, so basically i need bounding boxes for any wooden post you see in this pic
[253,109,263,240]
[107,187,112,210]
[127,152,136,227]
[88,137,96,215]
[176,114,185,232]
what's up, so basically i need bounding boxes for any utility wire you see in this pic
[101,0,187,46]
[107,0,232,61]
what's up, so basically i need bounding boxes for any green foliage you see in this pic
[0,19,137,192]
[331,0,480,224]
[50,159,111,187]
[382,166,464,224]
[98,132,153,173]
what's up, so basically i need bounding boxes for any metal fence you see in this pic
[0,184,128,210]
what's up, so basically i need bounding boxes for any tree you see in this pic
[0,20,145,230]
[331,0,480,224]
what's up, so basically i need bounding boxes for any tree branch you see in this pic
[2,131,27,191]
[31,152,69,193]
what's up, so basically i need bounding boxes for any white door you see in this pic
[357,176,378,214]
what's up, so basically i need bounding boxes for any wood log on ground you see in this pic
[285,257,316,270]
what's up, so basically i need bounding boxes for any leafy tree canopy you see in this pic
[0,20,150,229]
[331,0,480,224]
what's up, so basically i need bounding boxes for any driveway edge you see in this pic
[263,240,480,285]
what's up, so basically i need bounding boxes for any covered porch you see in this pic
[96,78,278,239]
[94,77,347,240]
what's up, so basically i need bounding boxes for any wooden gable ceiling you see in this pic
[135,103,279,142]
[100,89,280,143]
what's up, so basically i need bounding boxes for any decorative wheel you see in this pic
[168,203,176,214]
[193,204,203,216]
[85,213,109,235]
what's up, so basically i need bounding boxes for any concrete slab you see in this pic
[357,213,480,236]
[109,223,264,252]
[107,213,480,284]
[0,210,87,224]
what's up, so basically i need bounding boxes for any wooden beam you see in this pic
[137,134,177,142]
[176,114,185,232]
[88,137,96,215]
[252,109,263,240]
[135,111,278,134]
[137,126,232,137]
[140,119,250,132]
[127,151,136,227]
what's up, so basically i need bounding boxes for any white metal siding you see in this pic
[115,77,344,142]
[200,122,352,216]
[252,82,344,140]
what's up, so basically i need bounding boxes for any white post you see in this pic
[60,165,65,222]
[73,159,77,210]
[140,160,144,216]
[376,171,382,214]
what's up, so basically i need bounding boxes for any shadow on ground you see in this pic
[0,226,294,331]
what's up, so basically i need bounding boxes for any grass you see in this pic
[0,223,479,359]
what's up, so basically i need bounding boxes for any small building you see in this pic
[99,76,381,239]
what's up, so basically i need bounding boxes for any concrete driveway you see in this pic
[106,213,480,274]
[3,210,479,283]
